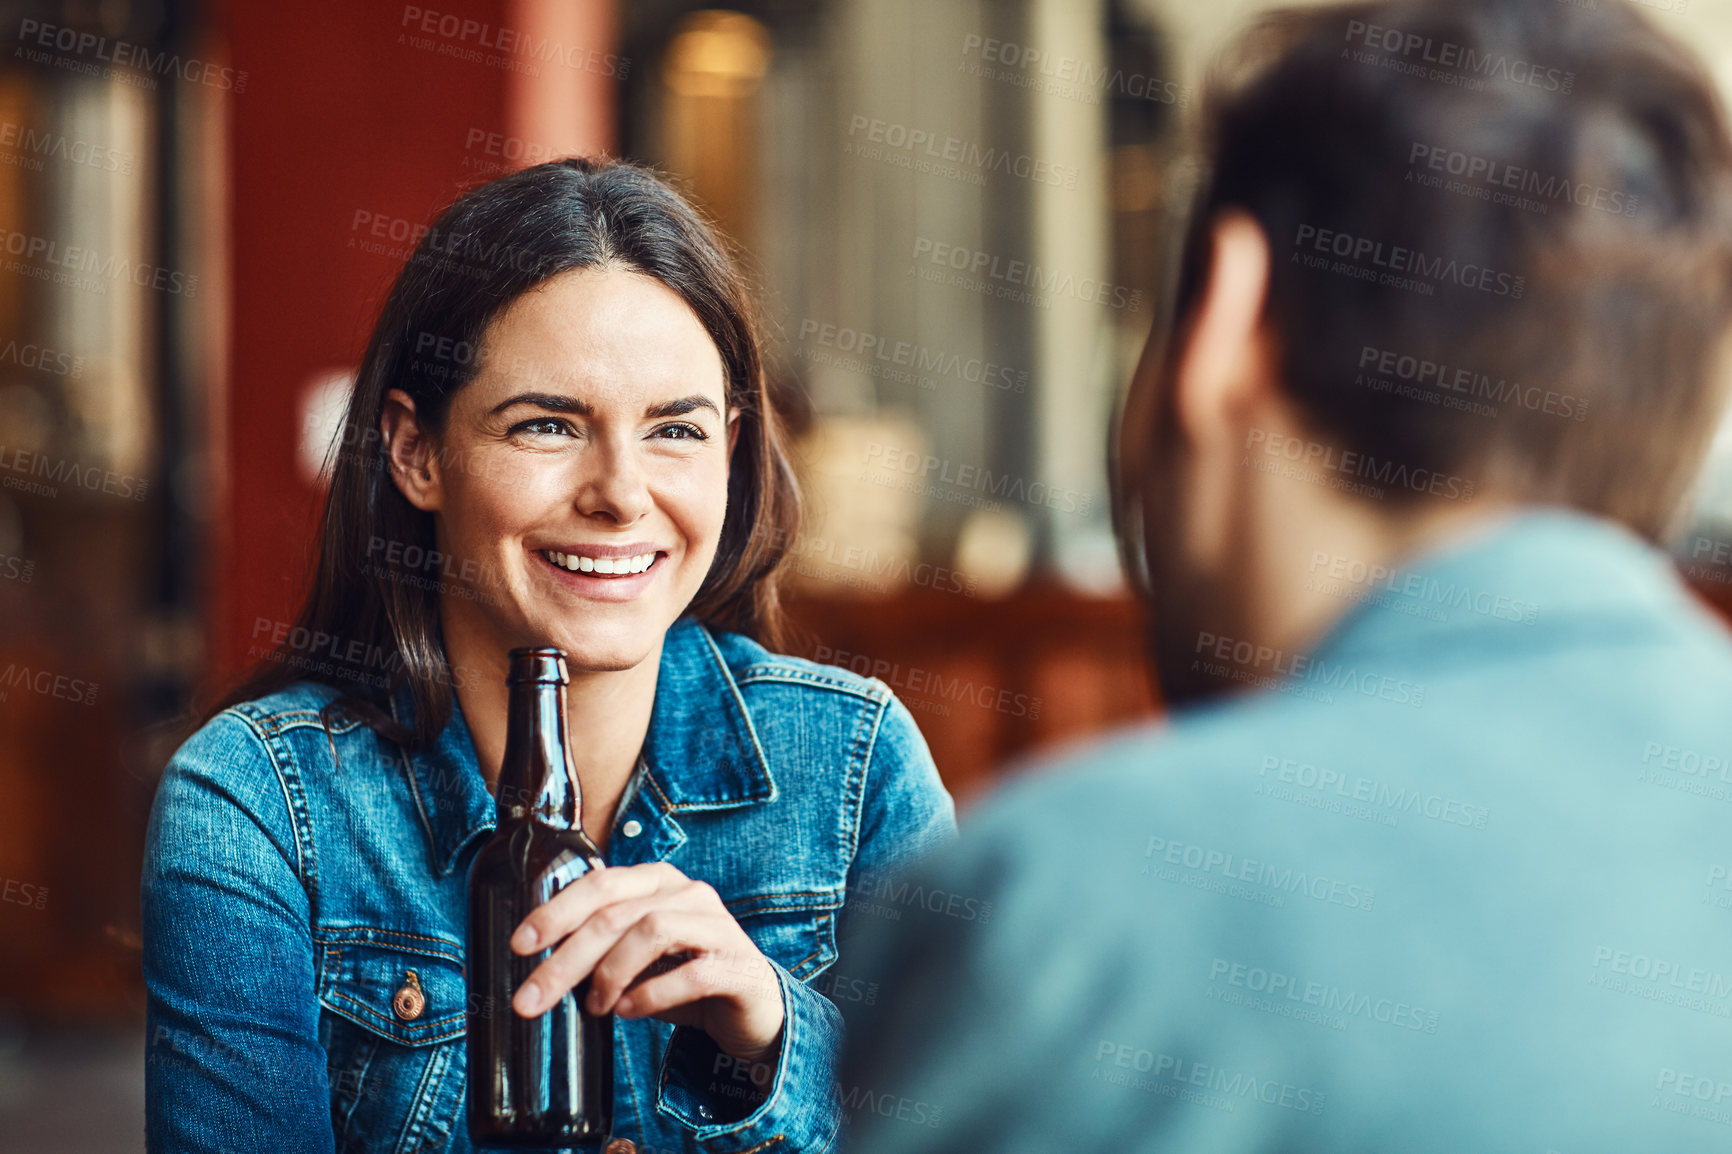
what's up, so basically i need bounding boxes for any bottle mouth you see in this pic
[507,646,569,685]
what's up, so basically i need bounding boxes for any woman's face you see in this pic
[385,264,739,674]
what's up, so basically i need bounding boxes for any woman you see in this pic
[142,157,956,1154]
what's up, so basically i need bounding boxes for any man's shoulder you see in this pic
[974,696,1315,837]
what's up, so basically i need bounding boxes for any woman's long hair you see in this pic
[210,158,801,748]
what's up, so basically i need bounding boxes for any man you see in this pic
[841,0,1732,1150]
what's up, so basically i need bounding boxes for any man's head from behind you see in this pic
[1119,0,1732,703]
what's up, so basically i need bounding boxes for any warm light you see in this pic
[662,10,771,100]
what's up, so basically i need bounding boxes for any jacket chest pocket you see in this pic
[725,891,842,982]
[317,937,469,1154]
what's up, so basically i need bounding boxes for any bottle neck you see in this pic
[497,680,581,828]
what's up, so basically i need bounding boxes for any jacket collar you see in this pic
[639,617,778,811]
[400,616,776,878]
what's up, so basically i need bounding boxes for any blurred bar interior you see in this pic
[0,0,1729,1148]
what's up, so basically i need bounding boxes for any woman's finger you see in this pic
[511,860,687,955]
[587,907,736,1012]
[611,944,780,1018]
[513,884,718,1016]
[616,954,787,1071]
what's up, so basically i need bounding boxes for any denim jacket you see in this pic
[143,617,956,1154]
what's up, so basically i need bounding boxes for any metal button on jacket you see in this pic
[604,1139,637,1154]
[392,970,425,1021]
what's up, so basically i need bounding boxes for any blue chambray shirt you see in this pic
[842,509,1732,1153]
[143,617,956,1154]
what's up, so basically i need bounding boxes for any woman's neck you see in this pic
[445,613,662,852]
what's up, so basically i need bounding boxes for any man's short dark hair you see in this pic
[1166,0,1732,539]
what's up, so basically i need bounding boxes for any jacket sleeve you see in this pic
[655,693,959,1152]
[143,710,336,1154]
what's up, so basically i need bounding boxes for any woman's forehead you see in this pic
[468,267,728,404]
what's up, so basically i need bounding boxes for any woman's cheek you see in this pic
[449,462,514,526]
[658,459,729,522]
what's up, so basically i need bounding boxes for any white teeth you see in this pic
[545,550,657,576]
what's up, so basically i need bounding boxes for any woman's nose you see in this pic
[572,439,654,524]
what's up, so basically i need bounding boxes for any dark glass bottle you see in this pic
[467,647,613,1147]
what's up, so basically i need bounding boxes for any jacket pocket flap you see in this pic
[318,939,467,1046]
[732,903,838,982]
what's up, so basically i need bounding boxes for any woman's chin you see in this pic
[561,646,655,675]
[536,622,666,675]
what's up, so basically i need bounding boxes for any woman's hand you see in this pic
[509,862,786,1072]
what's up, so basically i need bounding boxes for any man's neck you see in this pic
[1240,485,1515,661]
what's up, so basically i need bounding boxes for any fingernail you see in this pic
[515,981,541,1015]
[511,925,538,952]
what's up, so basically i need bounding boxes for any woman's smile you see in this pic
[533,544,669,601]
[539,546,663,576]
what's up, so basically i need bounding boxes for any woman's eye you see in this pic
[654,422,708,441]
[512,417,573,437]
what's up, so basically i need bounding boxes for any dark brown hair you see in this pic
[213,158,800,748]
[1119,0,1732,577]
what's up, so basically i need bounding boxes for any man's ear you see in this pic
[381,388,443,511]
[1171,211,1277,452]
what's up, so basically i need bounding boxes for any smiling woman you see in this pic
[141,159,956,1154]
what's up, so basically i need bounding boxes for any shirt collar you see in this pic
[1305,507,1690,670]
[399,616,776,878]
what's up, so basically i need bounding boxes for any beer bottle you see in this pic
[467,647,613,1146]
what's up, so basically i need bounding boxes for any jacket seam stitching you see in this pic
[642,768,677,813]
[697,624,778,797]
[394,1027,452,1154]
[733,667,889,701]
[229,703,364,734]
[836,696,883,889]
[785,914,837,977]
[731,888,845,902]
[388,692,446,876]
[223,707,320,903]
[728,894,845,916]
[313,928,464,962]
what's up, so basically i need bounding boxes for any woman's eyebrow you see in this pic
[645,395,722,419]
[489,392,592,416]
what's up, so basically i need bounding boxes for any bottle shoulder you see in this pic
[469,818,606,884]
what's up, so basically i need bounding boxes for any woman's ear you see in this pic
[725,405,742,458]
[381,388,443,511]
